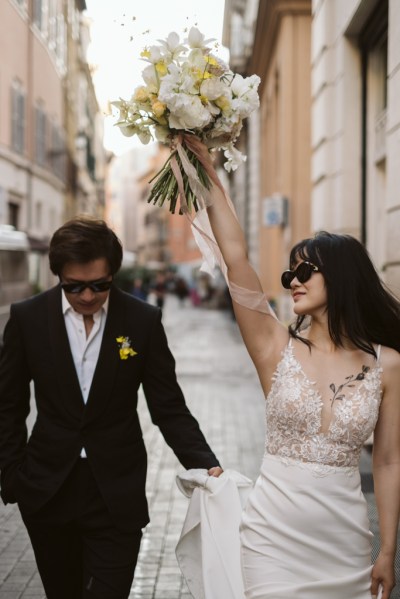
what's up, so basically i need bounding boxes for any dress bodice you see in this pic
[265,341,383,475]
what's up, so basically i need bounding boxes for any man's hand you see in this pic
[208,466,223,477]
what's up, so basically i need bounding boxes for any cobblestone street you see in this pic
[0,295,399,598]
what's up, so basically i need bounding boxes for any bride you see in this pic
[199,158,400,599]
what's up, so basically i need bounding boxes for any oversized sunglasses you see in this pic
[281,261,320,289]
[60,279,113,294]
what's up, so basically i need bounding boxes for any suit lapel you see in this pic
[83,286,124,422]
[48,286,85,418]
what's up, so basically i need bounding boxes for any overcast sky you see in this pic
[84,0,227,155]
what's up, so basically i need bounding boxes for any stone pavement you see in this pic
[0,295,399,598]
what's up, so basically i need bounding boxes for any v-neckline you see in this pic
[286,343,380,434]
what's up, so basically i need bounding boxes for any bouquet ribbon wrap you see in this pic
[171,134,276,318]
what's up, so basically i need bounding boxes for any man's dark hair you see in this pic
[49,216,123,276]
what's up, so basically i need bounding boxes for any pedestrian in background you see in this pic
[153,272,167,312]
[200,145,400,599]
[130,277,148,302]
[0,216,222,599]
[174,276,190,307]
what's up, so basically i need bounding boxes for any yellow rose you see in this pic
[215,95,231,111]
[152,100,166,118]
[134,87,149,103]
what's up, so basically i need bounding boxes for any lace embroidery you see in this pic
[265,343,382,476]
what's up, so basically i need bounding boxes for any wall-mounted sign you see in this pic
[262,195,289,227]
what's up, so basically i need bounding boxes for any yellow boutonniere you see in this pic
[116,336,138,360]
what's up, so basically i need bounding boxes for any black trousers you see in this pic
[20,459,142,599]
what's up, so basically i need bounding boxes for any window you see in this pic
[56,14,67,70]
[0,250,29,284]
[11,82,26,155]
[35,201,42,230]
[359,0,388,244]
[48,0,57,50]
[35,103,47,166]
[86,136,96,180]
[13,0,27,10]
[8,202,20,229]
[49,122,66,182]
[68,0,80,40]
[33,0,42,28]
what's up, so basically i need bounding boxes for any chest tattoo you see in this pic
[329,366,370,407]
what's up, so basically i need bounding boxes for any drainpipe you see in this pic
[26,0,34,233]
[360,47,367,246]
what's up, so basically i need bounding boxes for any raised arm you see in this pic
[204,178,288,390]
[207,183,261,291]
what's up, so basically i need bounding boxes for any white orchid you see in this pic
[186,26,215,50]
[137,128,152,144]
[157,32,186,62]
[231,74,261,117]
[141,64,159,94]
[223,144,246,172]
[140,45,162,64]
[154,125,170,143]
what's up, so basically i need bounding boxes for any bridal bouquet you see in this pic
[112,27,260,214]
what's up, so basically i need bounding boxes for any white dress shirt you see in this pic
[62,290,108,457]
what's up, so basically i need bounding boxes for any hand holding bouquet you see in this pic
[113,27,260,214]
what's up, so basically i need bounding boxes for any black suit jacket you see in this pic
[0,285,219,531]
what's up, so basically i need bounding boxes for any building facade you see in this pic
[224,0,312,318]
[0,0,104,291]
[311,0,400,294]
[223,0,400,318]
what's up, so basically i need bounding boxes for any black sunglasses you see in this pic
[60,279,113,294]
[281,261,320,289]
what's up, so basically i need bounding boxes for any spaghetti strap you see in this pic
[376,344,382,361]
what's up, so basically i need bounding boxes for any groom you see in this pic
[0,216,222,599]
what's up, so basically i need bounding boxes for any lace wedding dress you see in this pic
[240,340,383,599]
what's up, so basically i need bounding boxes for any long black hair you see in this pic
[288,231,400,355]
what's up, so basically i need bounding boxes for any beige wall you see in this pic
[0,2,29,146]
[250,1,312,313]
[311,0,400,298]
[0,0,104,294]
[0,1,64,291]
[0,2,63,150]
[311,0,362,237]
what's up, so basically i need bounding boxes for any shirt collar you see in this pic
[61,288,109,318]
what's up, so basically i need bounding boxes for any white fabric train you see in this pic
[175,469,253,599]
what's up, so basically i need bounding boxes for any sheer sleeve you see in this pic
[190,207,277,319]
[175,134,277,320]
